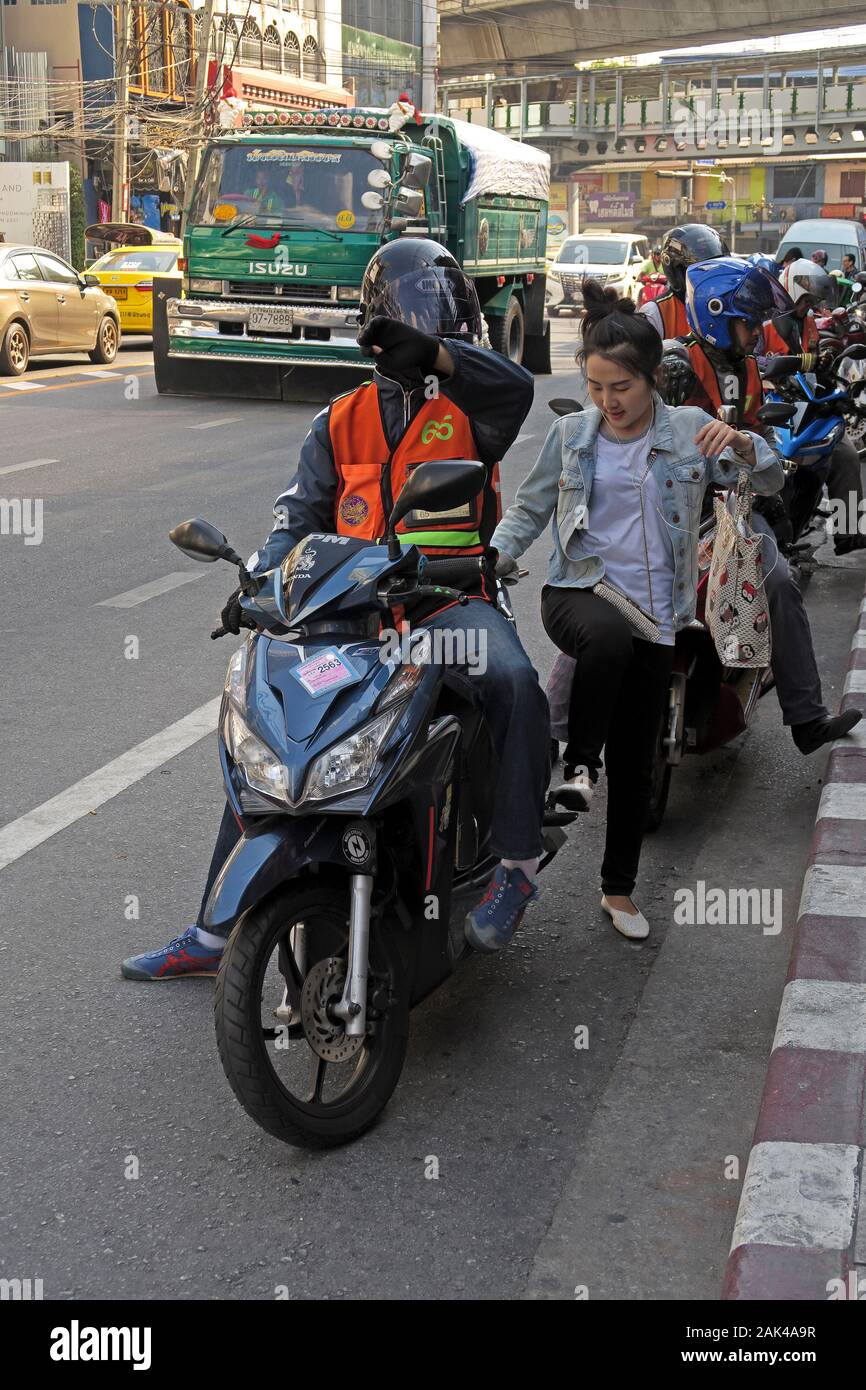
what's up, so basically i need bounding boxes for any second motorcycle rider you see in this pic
[122,238,551,979]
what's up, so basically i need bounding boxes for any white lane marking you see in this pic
[773,979,866,1055]
[188,416,243,430]
[0,379,45,391]
[818,781,866,820]
[0,457,59,477]
[97,571,206,608]
[0,698,221,873]
[512,433,534,446]
[730,1141,859,1252]
[844,669,866,694]
[86,369,121,379]
[854,633,866,648]
[798,863,866,918]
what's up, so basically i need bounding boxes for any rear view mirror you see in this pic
[399,153,432,190]
[367,167,391,191]
[757,401,797,425]
[169,517,238,564]
[394,187,424,219]
[548,398,583,417]
[370,140,392,162]
[361,190,384,212]
[388,460,485,558]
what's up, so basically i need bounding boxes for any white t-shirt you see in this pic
[572,425,677,644]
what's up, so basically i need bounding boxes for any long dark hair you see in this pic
[576,278,662,387]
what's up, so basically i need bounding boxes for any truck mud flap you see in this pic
[523,320,552,375]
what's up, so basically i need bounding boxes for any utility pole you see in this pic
[182,0,218,234]
[111,0,133,220]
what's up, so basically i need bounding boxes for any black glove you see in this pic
[357,316,440,377]
[660,351,698,407]
[220,587,251,636]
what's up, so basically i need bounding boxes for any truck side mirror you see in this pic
[399,153,432,191]
[367,168,392,191]
[361,190,385,211]
[393,187,424,219]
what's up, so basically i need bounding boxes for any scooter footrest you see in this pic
[543,807,580,826]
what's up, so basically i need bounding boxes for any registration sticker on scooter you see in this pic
[290,648,360,698]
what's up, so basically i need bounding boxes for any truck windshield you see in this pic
[193,144,384,232]
[557,240,628,266]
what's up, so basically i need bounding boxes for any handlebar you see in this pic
[420,555,487,586]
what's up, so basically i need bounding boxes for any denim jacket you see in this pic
[491,394,784,632]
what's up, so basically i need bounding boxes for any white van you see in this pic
[776,219,866,273]
[546,232,651,315]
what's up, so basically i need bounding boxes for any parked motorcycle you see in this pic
[759,355,853,554]
[169,460,575,1149]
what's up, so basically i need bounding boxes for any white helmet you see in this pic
[780,258,837,310]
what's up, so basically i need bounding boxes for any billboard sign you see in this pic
[0,162,71,261]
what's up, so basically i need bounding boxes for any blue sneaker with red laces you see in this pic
[464,865,538,954]
[121,926,223,981]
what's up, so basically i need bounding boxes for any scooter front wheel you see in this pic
[214,883,409,1148]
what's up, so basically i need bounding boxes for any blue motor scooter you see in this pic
[758,355,853,552]
[169,460,572,1149]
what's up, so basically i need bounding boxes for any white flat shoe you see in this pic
[552,773,594,811]
[601,895,650,941]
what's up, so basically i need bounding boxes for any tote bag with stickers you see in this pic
[706,470,771,669]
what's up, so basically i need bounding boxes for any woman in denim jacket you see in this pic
[492,281,784,940]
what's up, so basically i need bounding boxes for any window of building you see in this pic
[303,36,324,84]
[263,25,281,73]
[840,169,866,200]
[284,32,301,80]
[239,19,261,68]
[772,164,817,200]
[169,6,192,96]
[617,172,642,195]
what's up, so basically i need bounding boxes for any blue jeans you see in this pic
[196,601,550,929]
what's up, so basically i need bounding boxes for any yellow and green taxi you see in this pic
[85,224,181,334]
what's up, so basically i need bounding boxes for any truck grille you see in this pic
[225,280,335,302]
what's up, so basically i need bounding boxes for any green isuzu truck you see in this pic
[153,109,551,401]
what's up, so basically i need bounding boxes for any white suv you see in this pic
[546,232,651,316]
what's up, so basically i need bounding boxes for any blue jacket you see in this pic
[491,395,784,632]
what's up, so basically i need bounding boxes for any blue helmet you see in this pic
[741,252,784,279]
[685,257,794,351]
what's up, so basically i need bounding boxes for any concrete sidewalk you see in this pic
[724,585,866,1301]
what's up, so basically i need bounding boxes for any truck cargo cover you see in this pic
[448,118,550,204]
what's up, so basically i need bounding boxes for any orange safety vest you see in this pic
[328,382,501,557]
[683,336,763,429]
[655,291,690,339]
[762,312,819,357]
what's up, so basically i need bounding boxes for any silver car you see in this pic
[0,243,122,375]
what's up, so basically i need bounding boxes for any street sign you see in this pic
[706,200,727,210]
[694,158,717,166]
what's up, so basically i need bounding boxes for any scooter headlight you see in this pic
[303,706,404,803]
[224,706,289,800]
[224,640,249,710]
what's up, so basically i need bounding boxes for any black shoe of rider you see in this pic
[792,708,863,755]
[833,534,866,556]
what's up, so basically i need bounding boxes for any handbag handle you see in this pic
[734,468,753,525]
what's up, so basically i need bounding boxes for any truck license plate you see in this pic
[248,305,293,334]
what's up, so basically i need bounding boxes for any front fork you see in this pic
[331,873,372,1038]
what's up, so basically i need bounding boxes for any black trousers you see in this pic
[542,585,675,897]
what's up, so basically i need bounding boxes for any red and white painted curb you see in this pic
[723,590,866,1300]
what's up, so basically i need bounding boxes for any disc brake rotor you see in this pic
[300,957,365,1063]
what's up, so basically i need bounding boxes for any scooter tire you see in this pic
[214,883,410,1149]
[644,738,673,833]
